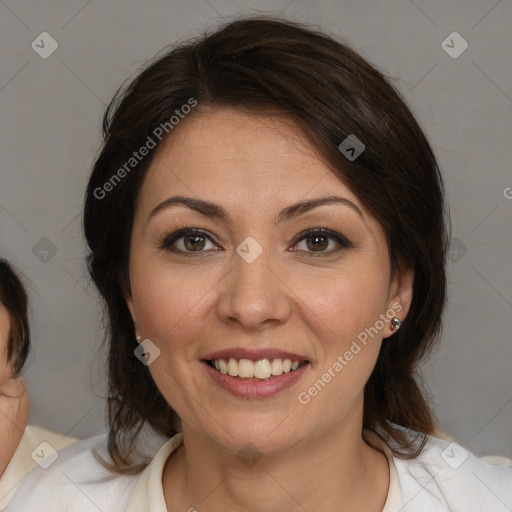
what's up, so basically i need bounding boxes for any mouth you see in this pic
[204,357,309,380]
[201,349,311,399]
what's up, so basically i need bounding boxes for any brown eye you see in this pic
[183,234,206,251]
[292,228,352,256]
[305,234,329,251]
[160,228,220,255]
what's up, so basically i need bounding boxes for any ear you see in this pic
[124,289,141,342]
[383,265,414,339]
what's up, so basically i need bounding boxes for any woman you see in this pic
[0,259,30,484]
[7,17,512,512]
[0,260,78,510]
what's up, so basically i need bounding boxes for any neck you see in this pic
[163,404,390,512]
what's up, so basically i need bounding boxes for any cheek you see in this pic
[130,260,219,352]
[293,268,389,409]
[0,387,29,468]
[295,263,389,347]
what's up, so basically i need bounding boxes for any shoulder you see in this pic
[0,424,79,508]
[5,433,141,512]
[392,430,512,511]
[24,424,79,450]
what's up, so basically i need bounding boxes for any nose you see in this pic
[216,244,292,331]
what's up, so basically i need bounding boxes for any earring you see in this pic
[390,317,402,332]
[136,333,142,342]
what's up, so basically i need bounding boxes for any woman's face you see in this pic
[125,108,412,455]
[0,304,29,475]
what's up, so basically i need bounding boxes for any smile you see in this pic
[207,357,308,380]
[202,357,311,398]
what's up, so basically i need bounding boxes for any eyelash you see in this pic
[159,227,353,257]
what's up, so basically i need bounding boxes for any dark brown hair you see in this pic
[84,17,448,474]
[0,259,30,377]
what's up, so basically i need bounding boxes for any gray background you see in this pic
[1,0,511,457]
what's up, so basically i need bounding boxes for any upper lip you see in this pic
[203,348,309,362]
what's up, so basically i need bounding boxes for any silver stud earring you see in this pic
[390,317,401,332]
[136,333,142,342]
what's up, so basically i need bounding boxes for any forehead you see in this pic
[139,108,363,214]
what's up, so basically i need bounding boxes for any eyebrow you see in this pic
[147,195,364,225]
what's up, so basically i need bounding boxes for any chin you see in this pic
[201,411,304,457]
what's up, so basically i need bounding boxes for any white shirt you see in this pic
[5,428,512,511]
[0,425,78,510]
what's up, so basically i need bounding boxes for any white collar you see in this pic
[126,430,401,511]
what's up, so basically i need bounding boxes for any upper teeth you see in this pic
[213,358,301,379]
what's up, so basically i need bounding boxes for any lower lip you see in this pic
[202,361,310,398]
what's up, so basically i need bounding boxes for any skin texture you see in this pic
[125,108,413,511]
[0,304,29,477]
